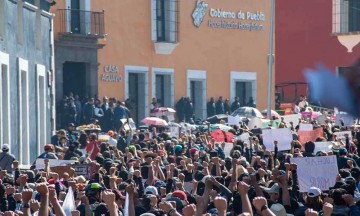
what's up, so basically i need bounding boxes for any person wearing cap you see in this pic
[67,122,77,143]
[83,98,95,124]
[37,144,58,159]
[77,182,105,216]
[294,187,323,215]
[0,144,15,173]
[64,96,77,128]
[107,130,117,147]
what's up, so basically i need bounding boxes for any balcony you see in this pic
[56,9,106,39]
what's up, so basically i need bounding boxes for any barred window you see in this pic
[153,0,179,43]
[333,0,360,33]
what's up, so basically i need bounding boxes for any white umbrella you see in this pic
[231,107,263,118]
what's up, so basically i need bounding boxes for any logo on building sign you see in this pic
[192,0,208,28]
[191,0,266,31]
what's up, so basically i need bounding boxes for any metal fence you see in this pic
[153,0,179,43]
[57,9,105,37]
[333,0,360,34]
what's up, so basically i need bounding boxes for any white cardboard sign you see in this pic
[333,131,352,142]
[262,128,293,151]
[223,143,233,157]
[299,123,313,131]
[282,114,301,127]
[335,114,355,126]
[290,156,338,192]
[36,159,77,170]
[237,133,250,143]
[314,141,333,153]
[228,115,240,126]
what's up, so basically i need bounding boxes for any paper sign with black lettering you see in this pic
[299,123,313,131]
[290,156,338,192]
[262,128,293,151]
[73,164,91,179]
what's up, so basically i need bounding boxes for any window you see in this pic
[18,58,29,165]
[333,0,360,33]
[36,64,46,157]
[0,51,10,148]
[152,0,179,43]
[17,0,24,44]
[0,0,5,37]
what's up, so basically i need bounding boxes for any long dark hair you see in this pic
[78,133,88,148]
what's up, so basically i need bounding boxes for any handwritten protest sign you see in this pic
[262,128,293,151]
[169,125,180,138]
[291,156,338,192]
[228,115,240,126]
[333,131,352,142]
[299,123,313,131]
[36,159,77,170]
[314,142,333,153]
[248,117,279,129]
[335,114,355,126]
[223,143,233,157]
[298,128,324,144]
[73,164,91,179]
[282,114,301,127]
[121,118,136,132]
[237,133,250,143]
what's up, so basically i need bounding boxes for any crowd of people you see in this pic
[1,106,360,215]
[56,94,257,131]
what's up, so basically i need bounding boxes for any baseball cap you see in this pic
[144,186,158,196]
[339,147,348,155]
[171,190,188,202]
[263,183,280,194]
[307,187,321,197]
[108,130,115,136]
[2,144,9,151]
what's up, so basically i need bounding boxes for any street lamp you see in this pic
[267,0,275,119]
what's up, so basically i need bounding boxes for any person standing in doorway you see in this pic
[83,98,95,124]
[231,96,241,113]
[247,97,256,108]
[101,96,109,112]
[185,97,194,122]
[207,97,216,117]
[74,95,82,125]
[65,97,77,126]
[216,96,225,114]
[150,97,158,114]
[175,97,186,122]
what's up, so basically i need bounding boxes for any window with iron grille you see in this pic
[333,0,360,34]
[153,0,179,43]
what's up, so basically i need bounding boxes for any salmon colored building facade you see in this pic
[52,0,273,123]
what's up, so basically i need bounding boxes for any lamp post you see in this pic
[267,0,275,119]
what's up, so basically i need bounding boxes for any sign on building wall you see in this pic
[192,0,266,31]
[101,65,122,82]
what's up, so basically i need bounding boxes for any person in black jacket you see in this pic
[216,96,225,114]
[175,97,186,122]
[207,97,216,117]
[231,97,241,113]
[83,98,95,124]
[184,97,194,122]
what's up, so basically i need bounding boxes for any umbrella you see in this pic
[210,124,233,132]
[231,107,263,118]
[261,109,281,119]
[211,129,234,142]
[168,122,181,127]
[141,117,168,126]
[206,114,229,124]
[151,107,176,117]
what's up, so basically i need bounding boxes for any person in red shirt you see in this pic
[86,133,101,160]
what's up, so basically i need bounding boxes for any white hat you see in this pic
[270,203,293,216]
[307,187,321,197]
[2,144,9,151]
[144,186,158,196]
[262,183,280,194]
